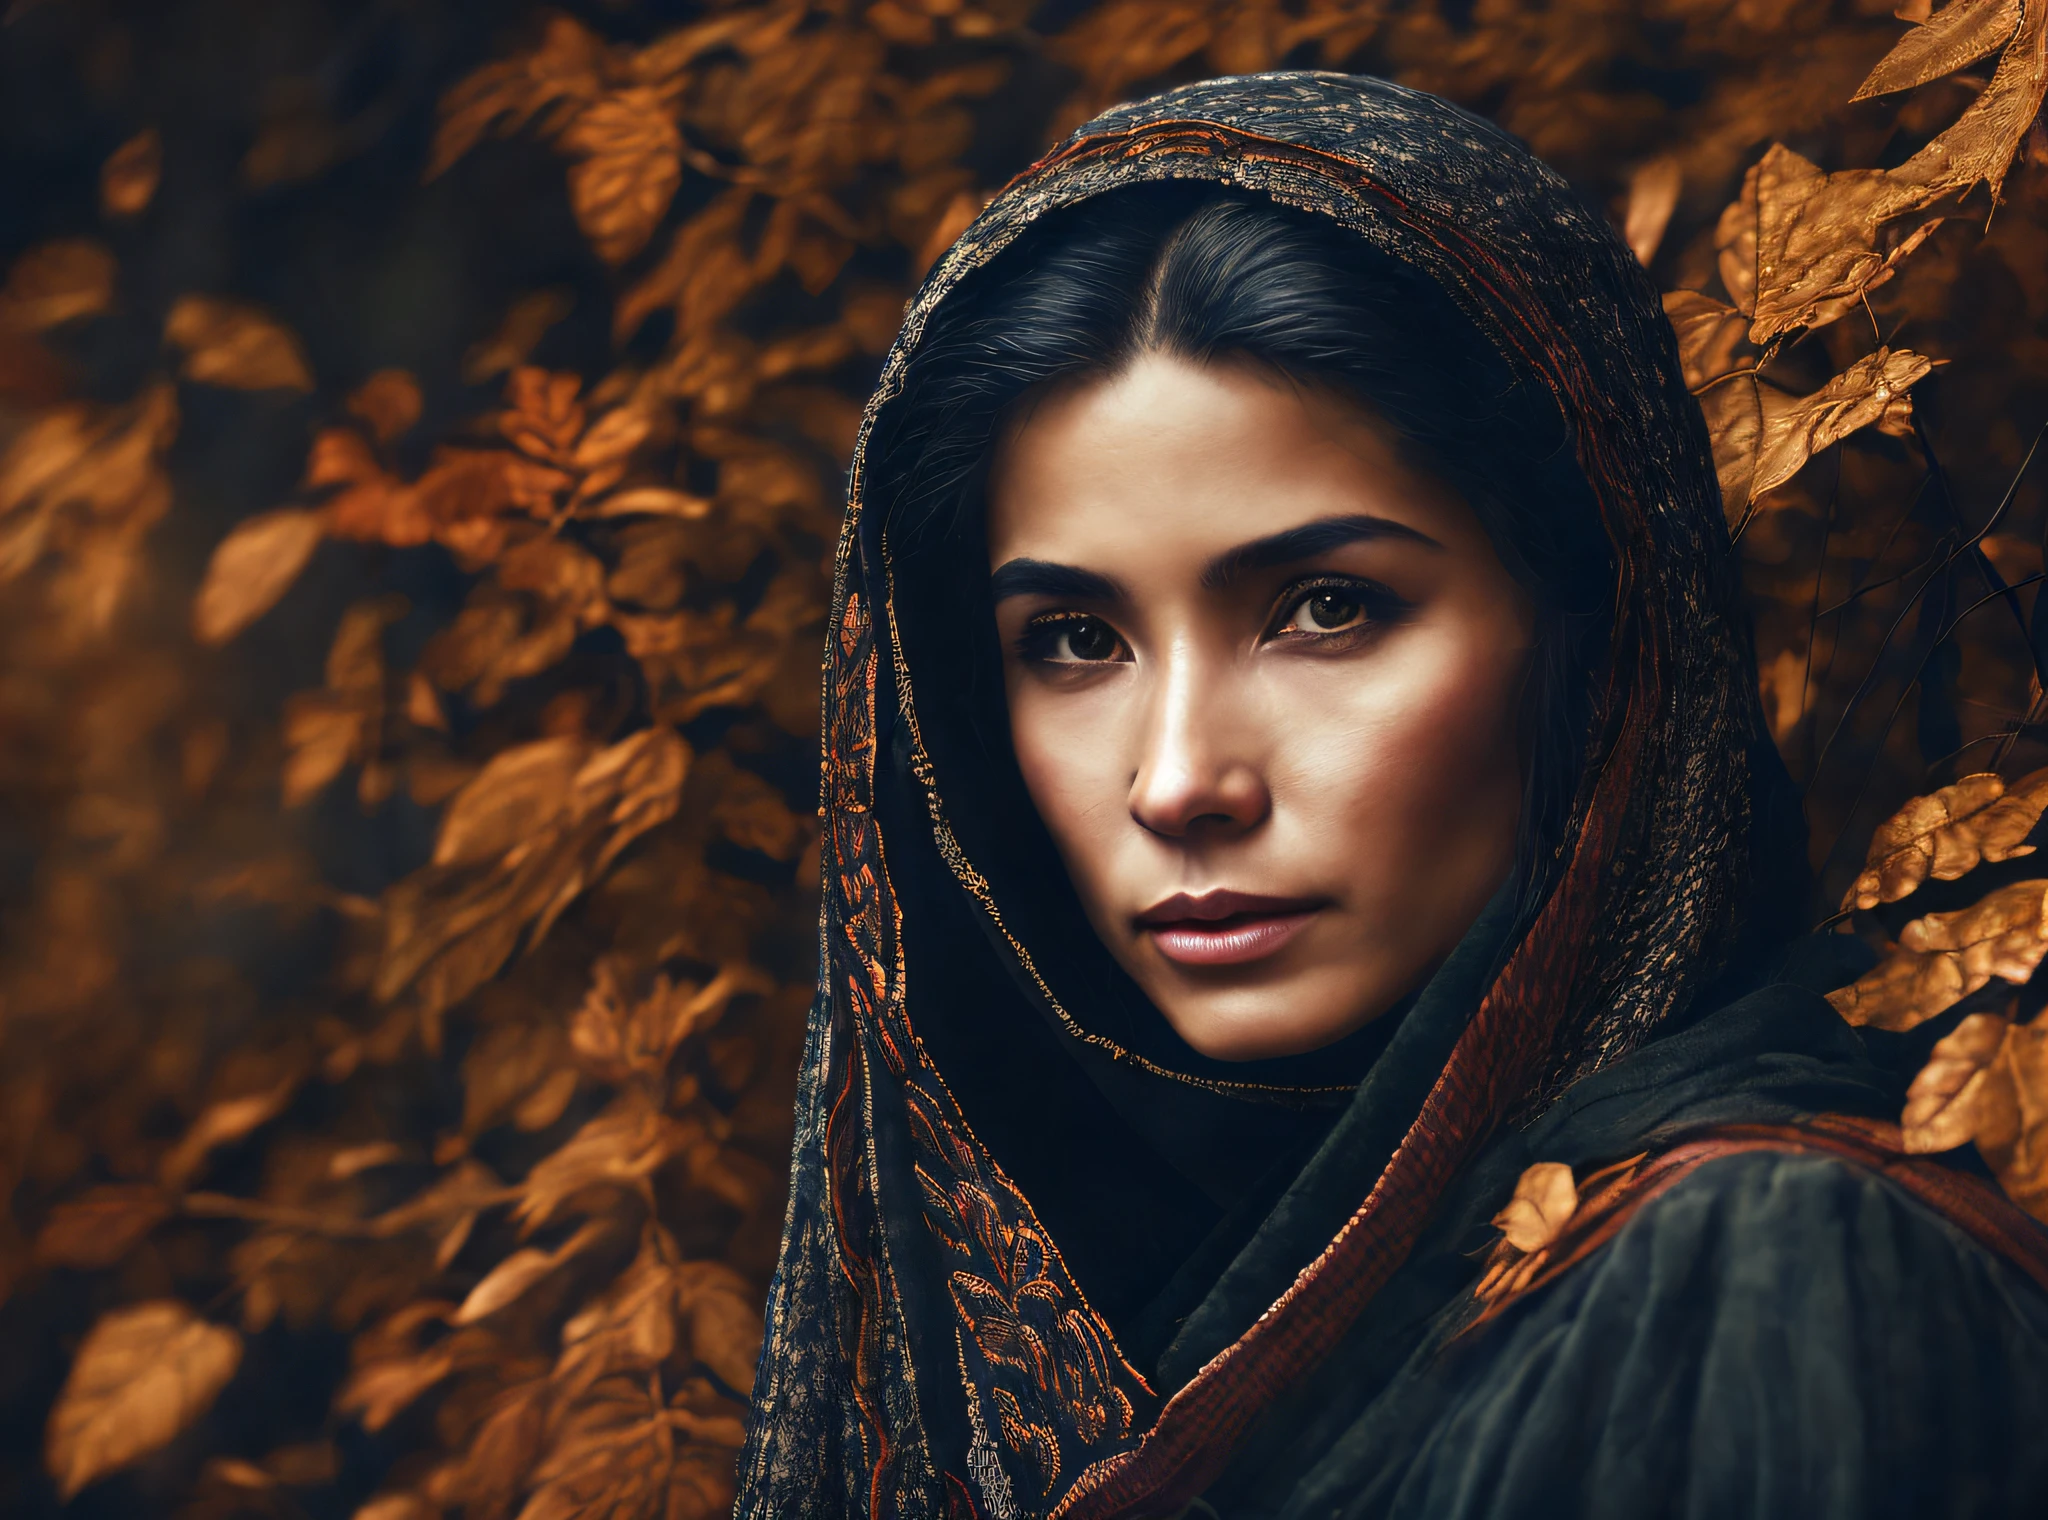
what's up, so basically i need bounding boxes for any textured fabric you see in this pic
[734,71,2048,1520]
[1197,993,2048,1519]
[1459,1116,2048,1331]
[1264,1151,2048,1520]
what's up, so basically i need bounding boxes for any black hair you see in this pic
[873,182,1615,930]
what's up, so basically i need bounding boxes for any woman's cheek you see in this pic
[1290,635,1523,893]
[1010,688,1128,895]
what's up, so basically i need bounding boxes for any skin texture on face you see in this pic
[986,351,1536,1062]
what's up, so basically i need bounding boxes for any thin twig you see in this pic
[1815,471,1937,616]
[1806,425,2048,794]
[1819,570,2048,874]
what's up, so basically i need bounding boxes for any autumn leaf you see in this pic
[615,186,756,343]
[165,295,316,391]
[1988,1017,2048,1218]
[0,239,117,331]
[1884,0,2048,204]
[1714,163,1759,315]
[45,1302,242,1498]
[354,1495,437,1520]
[462,1018,575,1135]
[562,90,684,266]
[497,536,610,622]
[0,383,178,586]
[1828,879,2048,1031]
[1902,1010,2015,1153]
[518,1372,743,1520]
[714,769,809,860]
[1490,1161,1578,1253]
[375,728,690,1021]
[517,1376,678,1520]
[1845,768,2048,909]
[1663,290,1753,395]
[514,1092,702,1232]
[347,370,424,445]
[1755,645,1815,746]
[330,596,400,694]
[553,1240,679,1399]
[161,1066,306,1188]
[570,960,772,1085]
[516,1068,582,1132]
[454,1218,611,1323]
[330,1141,407,1180]
[306,427,433,547]
[368,1157,511,1240]
[1902,1010,2048,1219]
[339,1346,459,1433]
[429,14,606,179]
[420,1379,548,1513]
[1623,155,1681,267]
[1707,347,1932,510]
[465,289,574,384]
[100,126,162,217]
[34,1183,175,1270]
[282,697,368,806]
[1746,146,1944,347]
[193,508,328,645]
[584,484,713,520]
[678,1259,764,1390]
[1854,0,2022,100]
[1749,0,2048,343]
[433,736,595,868]
[1757,348,1932,484]
[501,367,587,467]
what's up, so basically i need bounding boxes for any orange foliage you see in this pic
[2,1,2047,1515]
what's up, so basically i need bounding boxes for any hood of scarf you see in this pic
[737,71,1804,1520]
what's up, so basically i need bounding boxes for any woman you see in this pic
[737,73,2048,1519]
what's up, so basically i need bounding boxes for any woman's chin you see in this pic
[1152,981,1398,1064]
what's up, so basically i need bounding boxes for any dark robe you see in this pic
[735,72,2048,1520]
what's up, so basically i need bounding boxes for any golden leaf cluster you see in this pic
[4,1,2048,1516]
[1831,879,2048,1031]
[1902,1010,2048,1216]
[1843,768,2048,910]
[45,1302,243,1501]
[1833,765,2048,1226]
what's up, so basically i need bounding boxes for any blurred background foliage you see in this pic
[1,0,2044,1516]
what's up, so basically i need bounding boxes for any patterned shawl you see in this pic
[737,71,1787,1520]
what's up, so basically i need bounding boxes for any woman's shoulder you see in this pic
[1551,1142,2048,1334]
[1390,1144,2048,1519]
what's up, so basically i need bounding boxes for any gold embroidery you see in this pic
[823,573,1154,1508]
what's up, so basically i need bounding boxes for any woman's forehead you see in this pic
[985,351,1482,572]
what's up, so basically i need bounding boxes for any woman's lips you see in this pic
[1135,890,1324,968]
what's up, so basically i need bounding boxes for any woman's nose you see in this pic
[1127,659,1269,838]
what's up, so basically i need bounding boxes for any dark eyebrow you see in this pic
[1202,513,1445,589]
[988,558,1126,604]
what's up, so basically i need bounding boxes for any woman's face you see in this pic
[986,351,1536,1062]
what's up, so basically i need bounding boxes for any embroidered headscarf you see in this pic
[738,71,1791,1520]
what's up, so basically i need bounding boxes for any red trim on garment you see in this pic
[1467,1116,2048,1332]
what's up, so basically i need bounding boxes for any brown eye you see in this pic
[1062,617,1121,661]
[1019,614,1128,665]
[1271,579,1410,642]
[1300,590,1364,632]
